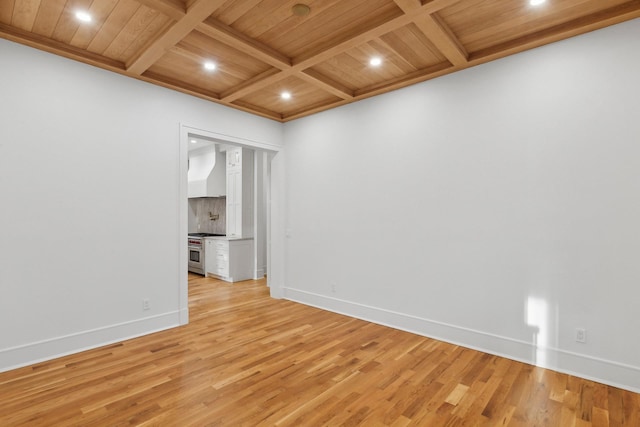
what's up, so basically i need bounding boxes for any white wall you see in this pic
[0,38,282,371]
[281,18,640,392]
[2,17,639,393]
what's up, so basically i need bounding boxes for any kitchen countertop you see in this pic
[203,236,254,241]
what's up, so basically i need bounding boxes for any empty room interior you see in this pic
[1,0,639,425]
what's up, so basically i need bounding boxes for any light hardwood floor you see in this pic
[1,274,639,426]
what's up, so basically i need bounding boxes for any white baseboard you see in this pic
[284,288,640,393]
[0,311,180,373]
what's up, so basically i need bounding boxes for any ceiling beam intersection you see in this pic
[196,18,291,69]
[134,0,186,21]
[393,0,468,65]
[126,0,228,75]
[219,0,463,103]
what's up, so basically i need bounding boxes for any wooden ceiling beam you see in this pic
[221,68,354,105]
[0,23,125,72]
[412,13,468,65]
[355,61,452,98]
[218,12,416,104]
[393,0,468,66]
[393,0,422,12]
[221,68,289,102]
[231,100,284,121]
[282,99,352,121]
[134,0,186,21]
[290,0,461,72]
[126,0,228,75]
[420,0,463,14]
[140,70,282,120]
[196,18,291,70]
[281,98,353,121]
[291,13,415,70]
[284,61,453,122]
[298,70,354,100]
[142,70,220,99]
[469,0,640,64]
[216,0,463,108]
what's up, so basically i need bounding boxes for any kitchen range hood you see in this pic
[188,144,226,198]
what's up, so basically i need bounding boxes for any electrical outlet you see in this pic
[330,281,336,293]
[575,328,586,343]
[143,298,151,311]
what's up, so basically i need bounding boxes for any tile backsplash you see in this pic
[188,197,226,234]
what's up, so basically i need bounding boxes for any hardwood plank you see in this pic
[10,0,41,31]
[50,0,93,44]
[69,0,120,50]
[2,273,637,426]
[31,0,65,37]
[468,0,640,63]
[103,5,166,62]
[120,13,172,61]
[0,21,126,70]
[86,0,142,55]
[254,0,402,59]
[439,0,632,53]
[0,0,15,24]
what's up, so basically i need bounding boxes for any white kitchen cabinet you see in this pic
[204,238,217,273]
[204,238,254,283]
[225,147,253,238]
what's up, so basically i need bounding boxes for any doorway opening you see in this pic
[179,124,279,325]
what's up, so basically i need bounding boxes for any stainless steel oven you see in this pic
[188,236,204,275]
[188,233,226,275]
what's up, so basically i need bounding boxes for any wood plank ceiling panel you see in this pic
[213,0,404,58]
[0,0,15,24]
[104,7,169,62]
[8,0,40,31]
[50,0,94,44]
[438,0,633,53]
[68,0,119,49]
[234,75,342,117]
[2,0,640,121]
[145,29,273,94]
[309,23,448,91]
[84,0,140,55]
[30,0,65,37]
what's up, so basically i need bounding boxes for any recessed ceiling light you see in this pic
[75,11,92,23]
[369,57,382,67]
[204,61,216,71]
[281,91,292,100]
[292,4,311,17]
[530,0,546,5]
[190,139,197,144]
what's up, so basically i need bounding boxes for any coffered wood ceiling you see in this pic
[2,0,639,122]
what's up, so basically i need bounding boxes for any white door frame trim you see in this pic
[178,124,281,325]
